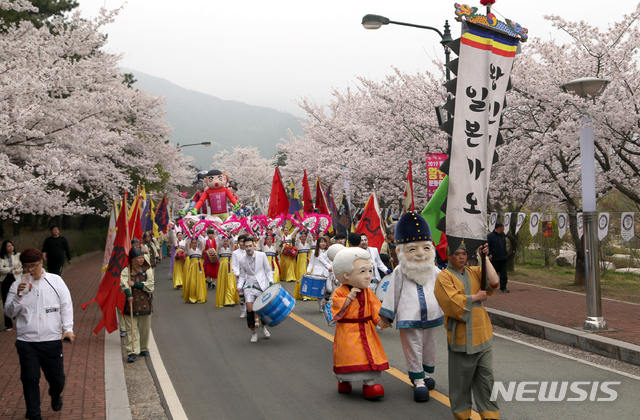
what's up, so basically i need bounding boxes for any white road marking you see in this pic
[148,329,189,420]
[494,332,640,381]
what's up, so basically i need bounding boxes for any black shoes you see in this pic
[500,289,510,293]
[51,395,63,411]
[140,350,150,357]
[127,353,136,363]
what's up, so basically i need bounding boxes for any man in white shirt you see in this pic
[4,248,74,420]
[231,234,247,317]
[360,234,392,293]
[236,237,274,343]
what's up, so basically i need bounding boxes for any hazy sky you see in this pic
[80,1,640,117]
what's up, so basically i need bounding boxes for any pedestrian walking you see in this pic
[1,240,23,331]
[487,222,509,292]
[4,247,74,420]
[41,226,71,276]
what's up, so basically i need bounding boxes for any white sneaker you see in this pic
[261,326,270,339]
[250,332,258,343]
[240,312,247,319]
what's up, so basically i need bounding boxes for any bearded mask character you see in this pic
[378,212,444,402]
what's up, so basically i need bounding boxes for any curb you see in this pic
[104,330,132,420]
[487,308,640,367]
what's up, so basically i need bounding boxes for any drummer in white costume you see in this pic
[236,236,274,343]
[231,235,247,318]
[360,234,392,293]
[306,236,333,311]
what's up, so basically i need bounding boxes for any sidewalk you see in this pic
[0,253,106,420]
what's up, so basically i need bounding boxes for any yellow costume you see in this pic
[172,247,185,289]
[216,248,239,307]
[182,254,207,303]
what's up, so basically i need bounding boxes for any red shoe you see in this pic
[363,383,384,400]
[338,381,352,394]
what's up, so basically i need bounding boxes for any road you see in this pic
[149,262,639,420]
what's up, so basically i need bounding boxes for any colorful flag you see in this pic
[154,195,169,233]
[315,176,329,215]
[302,170,314,214]
[268,167,289,218]
[326,184,339,234]
[356,191,385,250]
[288,179,302,216]
[102,202,118,272]
[336,194,354,235]
[141,198,153,233]
[425,153,448,202]
[128,194,143,241]
[81,189,130,334]
[422,176,449,260]
[403,160,414,212]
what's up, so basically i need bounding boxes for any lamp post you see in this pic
[560,77,610,331]
[361,14,453,81]
[176,141,212,148]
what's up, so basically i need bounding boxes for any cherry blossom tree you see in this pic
[0,3,191,219]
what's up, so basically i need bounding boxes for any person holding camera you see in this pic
[4,247,74,420]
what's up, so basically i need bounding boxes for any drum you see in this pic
[300,274,326,298]
[322,300,336,327]
[253,284,295,326]
[375,276,391,302]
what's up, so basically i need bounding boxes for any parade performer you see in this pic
[231,235,247,316]
[121,247,154,363]
[170,230,186,289]
[188,171,209,214]
[216,236,239,307]
[182,238,207,304]
[331,247,388,400]
[360,233,392,293]
[259,231,282,283]
[191,169,239,220]
[307,236,332,311]
[378,212,444,402]
[293,230,315,300]
[279,226,298,282]
[236,236,274,343]
[204,230,219,289]
[142,233,158,274]
[434,242,500,420]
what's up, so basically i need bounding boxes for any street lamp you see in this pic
[177,141,212,148]
[560,77,610,331]
[361,14,453,80]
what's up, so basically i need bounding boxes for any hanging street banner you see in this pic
[489,212,498,232]
[621,212,635,242]
[577,213,584,239]
[438,5,526,252]
[542,214,552,237]
[425,153,447,202]
[504,212,511,234]
[558,213,568,239]
[515,212,526,234]
[598,212,609,241]
[529,212,541,237]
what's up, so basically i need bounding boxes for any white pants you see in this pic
[244,287,262,304]
[399,328,438,379]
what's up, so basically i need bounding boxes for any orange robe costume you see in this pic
[332,285,389,375]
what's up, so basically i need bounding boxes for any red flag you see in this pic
[302,170,314,214]
[154,195,169,233]
[128,194,142,241]
[268,167,289,218]
[403,160,415,212]
[356,192,385,250]
[81,189,130,334]
[315,176,329,215]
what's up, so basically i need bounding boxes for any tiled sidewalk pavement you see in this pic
[484,281,640,346]
[0,253,106,420]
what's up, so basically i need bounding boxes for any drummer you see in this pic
[236,236,274,343]
[306,236,333,312]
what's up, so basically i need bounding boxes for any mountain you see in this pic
[125,69,304,170]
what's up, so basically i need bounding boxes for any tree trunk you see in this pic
[568,213,586,286]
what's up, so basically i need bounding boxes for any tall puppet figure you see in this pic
[191,170,239,220]
[331,247,388,400]
[378,211,444,402]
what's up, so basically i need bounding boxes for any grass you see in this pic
[511,259,640,304]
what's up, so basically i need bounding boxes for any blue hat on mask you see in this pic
[394,211,433,244]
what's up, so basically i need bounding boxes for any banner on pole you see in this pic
[558,213,568,239]
[577,213,584,239]
[515,212,526,234]
[621,212,635,242]
[598,212,609,241]
[542,214,552,237]
[504,212,511,234]
[529,212,541,237]
[425,153,447,202]
[489,212,497,232]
